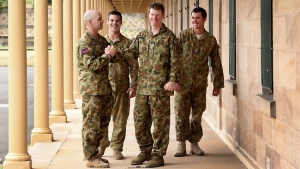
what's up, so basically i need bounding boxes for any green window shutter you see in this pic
[229,0,236,78]
[187,0,190,28]
[208,0,213,67]
[180,0,183,31]
[195,0,199,7]
[209,0,213,34]
[261,0,273,90]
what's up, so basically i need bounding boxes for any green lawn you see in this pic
[0,164,2,169]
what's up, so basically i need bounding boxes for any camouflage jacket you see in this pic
[105,34,139,92]
[124,23,181,96]
[178,28,224,89]
[76,31,111,95]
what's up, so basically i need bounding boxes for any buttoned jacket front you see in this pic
[105,34,139,92]
[125,24,181,96]
[76,31,111,95]
[178,28,224,89]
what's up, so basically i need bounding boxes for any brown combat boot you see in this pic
[83,153,109,163]
[86,155,110,168]
[190,142,204,156]
[174,140,186,157]
[113,150,124,160]
[131,151,151,165]
[146,154,164,168]
[83,156,109,163]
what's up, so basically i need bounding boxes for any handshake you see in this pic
[105,45,117,59]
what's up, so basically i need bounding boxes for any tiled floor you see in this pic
[29,97,247,169]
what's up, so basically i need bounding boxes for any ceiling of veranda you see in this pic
[107,0,154,13]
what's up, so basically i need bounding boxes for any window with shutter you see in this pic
[229,0,236,79]
[195,0,199,7]
[180,0,183,31]
[209,0,213,34]
[207,0,213,68]
[261,0,273,93]
[187,0,190,29]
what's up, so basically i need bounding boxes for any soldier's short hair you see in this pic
[148,2,165,14]
[191,7,207,18]
[108,10,122,21]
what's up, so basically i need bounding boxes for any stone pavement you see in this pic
[29,97,247,169]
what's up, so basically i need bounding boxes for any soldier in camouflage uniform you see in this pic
[174,7,225,157]
[77,10,117,168]
[124,3,181,168]
[99,10,139,160]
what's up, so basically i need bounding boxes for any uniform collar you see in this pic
[147,23,168,36]
[189,28,209,37]
[85,30,100,41]
[105,34,125,43]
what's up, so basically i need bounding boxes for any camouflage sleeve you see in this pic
[210,43,225,88]
[126,55,139,88]
[78,43,110,72]
[169,36,181,83]
[123,36,139,59]
[122,39,139,89]
[177,32,183,45]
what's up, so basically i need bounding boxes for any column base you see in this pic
[73,93,82,99]
[49,115,67,126]
[30,133,53,146]
[3,161,31,169]
[64,103,76,109]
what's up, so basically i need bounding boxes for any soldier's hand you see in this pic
[108,45,117,57]
[105,45,117,58]
[105,45,111,51]
[212,88,221,96]
[126,88,136,98]
[164,82,177,91]
[174,83,181,92]
[105,46,112,58]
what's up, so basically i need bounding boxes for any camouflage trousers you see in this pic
[100,90,130,151]
[175,87,207,143]
[134,94,170,156]
[82,94,112,160]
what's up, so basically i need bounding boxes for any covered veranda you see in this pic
[3,0,246,168]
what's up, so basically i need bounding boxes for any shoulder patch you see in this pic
[81,48,88,54]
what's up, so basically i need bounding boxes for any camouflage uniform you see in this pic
[175,28,224,143]
[100,34,139,151]
[125,23,181,156]
[76,31,113,160]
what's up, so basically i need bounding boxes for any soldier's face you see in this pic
[107,15,122,33]
[191,12,206,29]
[149,8,164,27]
[91,12,104,31]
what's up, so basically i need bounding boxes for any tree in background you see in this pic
[25,0,52,8]
[0,0,7,14]
[26,0,34,8]
[0,0,51,12]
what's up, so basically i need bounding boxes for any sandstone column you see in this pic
[80,0,86,35]
[63,0,76,109]
[73,0,81,99]
[95,0,97,9]
[86,0,91,11]
[91,0,94,9]
[4,0,31,168]
[30,0,53,146]
[49,0,67,125]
